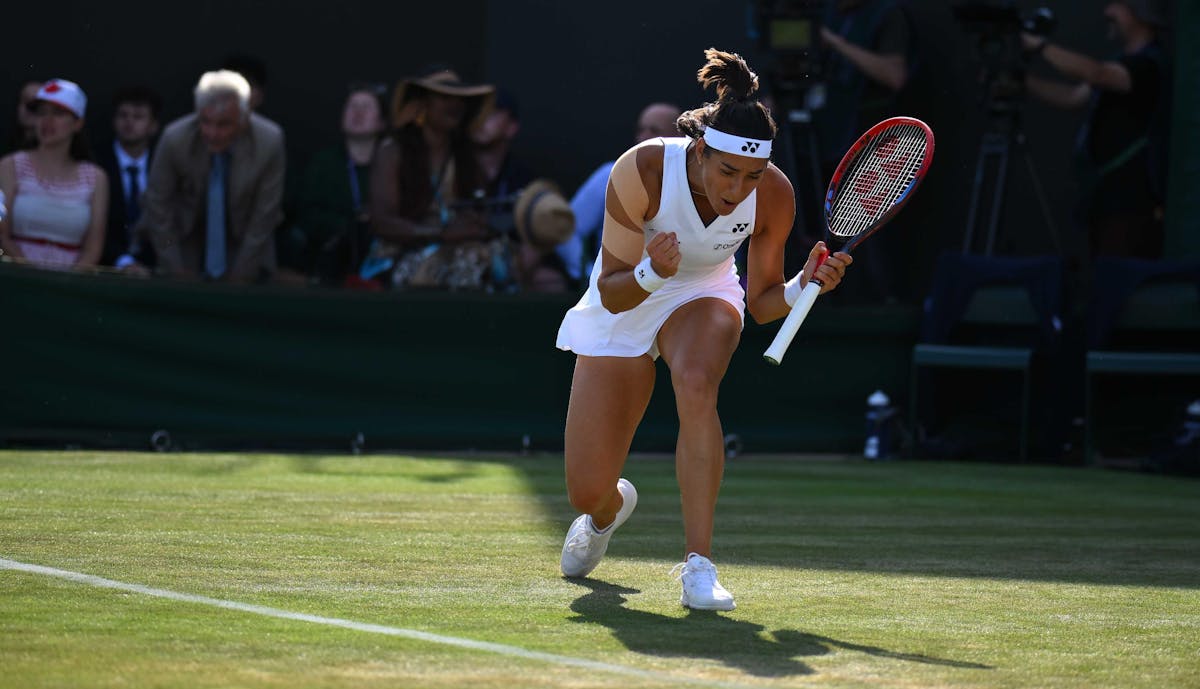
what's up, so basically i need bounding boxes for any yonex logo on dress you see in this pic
[733,223,749,233]
[742,142,759,153]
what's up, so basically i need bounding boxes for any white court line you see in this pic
[1,557,754,689]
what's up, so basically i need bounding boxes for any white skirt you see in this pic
[556,259,745,359]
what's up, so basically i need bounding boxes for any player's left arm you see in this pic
[745,166,850,325]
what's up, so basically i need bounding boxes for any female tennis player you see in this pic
[555,48,851,610]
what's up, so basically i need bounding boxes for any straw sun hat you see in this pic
[390,67,495,132]
[514,179,575,249]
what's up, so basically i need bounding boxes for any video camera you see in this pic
[754,0,828,92]
[953,0,1056,111]
[952,0,1055,36]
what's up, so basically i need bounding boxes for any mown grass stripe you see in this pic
[1,557,752,689]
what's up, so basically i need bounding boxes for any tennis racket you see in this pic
[764,116,935,365]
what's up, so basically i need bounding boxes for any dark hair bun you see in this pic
[696,47,759,102]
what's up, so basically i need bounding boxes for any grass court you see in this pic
[2,450,1197,688]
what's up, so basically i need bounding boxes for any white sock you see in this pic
[588,515,614,535]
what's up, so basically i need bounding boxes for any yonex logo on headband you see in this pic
[703,127,772,159]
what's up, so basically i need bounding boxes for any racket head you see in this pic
[823,116,935,253]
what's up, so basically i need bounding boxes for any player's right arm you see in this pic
[596,141,680,313]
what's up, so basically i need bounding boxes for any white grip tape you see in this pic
[763,281,822,365]
[632,256,668,293]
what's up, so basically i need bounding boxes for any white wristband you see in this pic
[783,272,804,307]
[633,256,668,293]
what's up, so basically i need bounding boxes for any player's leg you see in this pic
[564,354,655,523]
[560,354,656,577]
[657,298,741,556]
[657,297,741,610]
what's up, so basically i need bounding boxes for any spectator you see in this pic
[364,66,497,289]
[279,83,387,285]
[812,0,915,303]
[1023,0,1170,260]
[815,0,913,165]
[511,179,575,293]
[99,85,162,273]
[556,102,681,285]
[6,79,42,153]
[0,79,109,270]
[471,88,572,292]
[136,70,285,283]
[473,88,534,199]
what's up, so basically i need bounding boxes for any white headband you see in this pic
[702,127,772,159]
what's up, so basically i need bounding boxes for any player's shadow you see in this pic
[567,579,992,678]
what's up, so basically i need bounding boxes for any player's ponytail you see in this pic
[677,48,776,146]
[698,47,759,103]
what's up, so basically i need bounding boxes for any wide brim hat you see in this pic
[514,179,575,249]
[35,78,87,119]
[391,68,495,132]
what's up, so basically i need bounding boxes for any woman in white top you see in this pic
[556,49,852,610]
[0,79,108,270]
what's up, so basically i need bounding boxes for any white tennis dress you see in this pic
[556,137,756,358]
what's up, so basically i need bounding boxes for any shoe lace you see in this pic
[670,556,717,586]
[564,526,594,554]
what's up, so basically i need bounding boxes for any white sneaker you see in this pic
[672,553,736,611]
[560,478,638,578]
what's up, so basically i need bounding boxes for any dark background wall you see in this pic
[0,263,919,454]
[1,0,489,210]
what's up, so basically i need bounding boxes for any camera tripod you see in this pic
[963,107,1061,255]
[780,105,826,223]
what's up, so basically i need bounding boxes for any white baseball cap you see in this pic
[35,79,87,118]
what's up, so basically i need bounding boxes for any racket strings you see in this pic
[828,125,927,238]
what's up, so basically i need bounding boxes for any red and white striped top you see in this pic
[10,151,98,248]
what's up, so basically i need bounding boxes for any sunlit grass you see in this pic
[1,451,1197,688]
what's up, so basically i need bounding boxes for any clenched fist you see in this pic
[646,231,681,278]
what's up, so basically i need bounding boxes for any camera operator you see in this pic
[1022,0,1170,259]
[816,1,913,165]
[814,0,916,303]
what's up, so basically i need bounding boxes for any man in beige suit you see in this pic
[137,70,284,282]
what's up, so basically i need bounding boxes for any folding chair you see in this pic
[1084,259,1200,463]
[910,254,1064,462]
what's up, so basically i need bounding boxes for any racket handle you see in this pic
[763,281,822,365]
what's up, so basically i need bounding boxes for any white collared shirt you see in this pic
[113,142,151,269]
[113,142,150,201]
